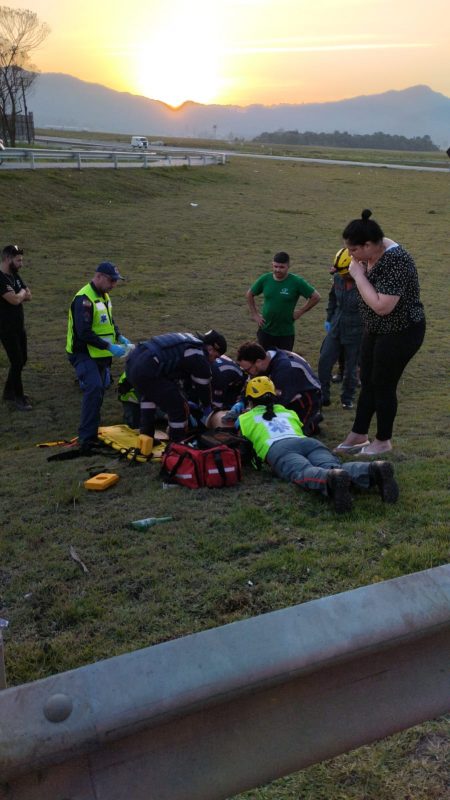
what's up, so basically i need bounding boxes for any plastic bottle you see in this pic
[128,516,173,531]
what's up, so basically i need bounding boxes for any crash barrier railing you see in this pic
[0,632,5,690]
[1,564,449,800]
[0,148,226,170]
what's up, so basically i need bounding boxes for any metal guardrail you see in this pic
[0,148,226,170]
[1,564,449,799]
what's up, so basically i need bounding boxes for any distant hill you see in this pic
[29,75,450,148]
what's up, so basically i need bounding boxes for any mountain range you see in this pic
[30,75,450,148]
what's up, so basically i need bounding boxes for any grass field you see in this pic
[0,150,449,797]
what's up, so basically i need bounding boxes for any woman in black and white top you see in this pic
[335,209,426,456]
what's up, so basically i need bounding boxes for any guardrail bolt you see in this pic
[43,693,73,723]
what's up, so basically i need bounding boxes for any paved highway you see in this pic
[14,135,450,174]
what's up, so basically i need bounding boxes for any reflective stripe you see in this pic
[168,420,187,429]
[184,347,205,358]
[207,467,236,475]
[218,363,241,376]
[191,375,211,385]
[141,401,156,409]
[289,360,321,390]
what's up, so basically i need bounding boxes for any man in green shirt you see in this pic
[246,251,320,350]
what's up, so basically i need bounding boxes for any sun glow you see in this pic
[133,3,223,107]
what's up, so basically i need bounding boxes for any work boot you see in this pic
[369,461,399,503]
[327,468,352,514]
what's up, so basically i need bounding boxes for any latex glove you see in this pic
[118,334,131,346]
[324,321,331,333]
[108,343,127,357]
[222,400,245,421]
[199,405,213,427]
[188,401,202,422]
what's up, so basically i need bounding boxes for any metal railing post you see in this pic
[0,632,6,690]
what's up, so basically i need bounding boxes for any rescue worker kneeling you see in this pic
[126,331,225,456]
[236,377,399,514]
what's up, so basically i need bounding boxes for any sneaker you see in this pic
[341,401,353,410]
[14,397,32,411]
[369,461,399,503]
[327,468,353,514]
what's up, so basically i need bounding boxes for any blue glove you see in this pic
[231,400,245,415]
[223,400,245,421]
[108,343,127,357]
[118,334,131,346]
[324,321,331,333]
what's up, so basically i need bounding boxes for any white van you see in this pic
[131,136,149,150]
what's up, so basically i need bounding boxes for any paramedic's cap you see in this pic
[202,329,227,355]
[95,261,124,281]
[2,244,24,257]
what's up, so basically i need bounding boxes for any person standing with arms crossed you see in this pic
[66,261,131,453]
[246,251,320,351]
[0,244,32,411]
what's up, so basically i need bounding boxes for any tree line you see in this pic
[252,130,440,152]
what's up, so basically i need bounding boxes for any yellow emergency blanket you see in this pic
[97,425,168,461]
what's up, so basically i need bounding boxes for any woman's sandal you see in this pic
[333,440,370,454]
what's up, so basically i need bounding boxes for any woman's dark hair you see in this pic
[342,209,384,245]
[257,393,277,420]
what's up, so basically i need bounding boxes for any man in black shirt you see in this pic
[0,244,32,410]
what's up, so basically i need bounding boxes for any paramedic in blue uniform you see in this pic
[184,336,245,411]
[126,331,226,448]
[236,341,322,436]
[66,261,130,451]
[210,354,246,410]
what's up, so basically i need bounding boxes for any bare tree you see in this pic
[0,6,50,145]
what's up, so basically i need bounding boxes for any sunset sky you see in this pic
[7,0,450,108]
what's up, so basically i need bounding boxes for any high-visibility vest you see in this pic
[67,283,116,358]
[239,404,304,461]
[118,372,139,404]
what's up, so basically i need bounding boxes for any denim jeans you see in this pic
[70,354,110,443]
[266,437,371,496]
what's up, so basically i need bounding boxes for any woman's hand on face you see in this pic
[348,258,366,279]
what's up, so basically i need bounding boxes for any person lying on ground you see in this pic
[236,376,399,514]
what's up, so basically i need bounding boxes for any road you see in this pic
[11,135,450,174]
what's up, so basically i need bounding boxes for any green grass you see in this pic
[0,151,449,798]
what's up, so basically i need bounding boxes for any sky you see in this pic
[5,0,450,108]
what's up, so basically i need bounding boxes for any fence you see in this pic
[1,564,449,800]
[0,147,226,170]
